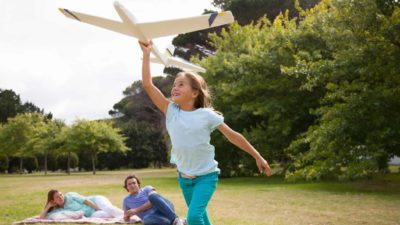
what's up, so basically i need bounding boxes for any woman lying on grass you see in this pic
[39,189,123,220]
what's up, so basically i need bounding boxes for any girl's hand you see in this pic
[139,40,152,55]
[256,156,272,176]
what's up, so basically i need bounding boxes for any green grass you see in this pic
[1,168,400,225]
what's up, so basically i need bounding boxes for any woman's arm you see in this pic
[39,203,54,219]
[217,123,272,176]
[139,41,170,114]
[84,199,99,210]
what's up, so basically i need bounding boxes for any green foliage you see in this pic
[97,151,127,170]
[201,12,322,176]
[0,89,49,124]
[61,120,129,174]
[282,0,400,180]
[0,155,8,172]
[56,152,79,171]
[110,76,174,169]
[22,156,39,173]
[0,113,47,172]
[201,0,400,179]
[0,89,22,123]
[173,0,321,61]
[376,0,400,17]
[213,0,320,25]
[115,119,167,168]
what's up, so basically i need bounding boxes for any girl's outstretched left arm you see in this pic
[217,123,272,176]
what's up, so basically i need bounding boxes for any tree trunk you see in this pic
[67,152,71,175]
[44,152,48,175]
[19,157,23,175]
[92,153,96,175]
[5,156,9,174]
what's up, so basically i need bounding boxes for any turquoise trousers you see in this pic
[178,172,218,225]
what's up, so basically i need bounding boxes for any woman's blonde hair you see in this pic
[176,72,212,109]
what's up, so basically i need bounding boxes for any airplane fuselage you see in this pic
[113,2,168,65]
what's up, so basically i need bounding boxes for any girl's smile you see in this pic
[171,75,198,108]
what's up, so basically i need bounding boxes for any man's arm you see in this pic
[124,201,153,219]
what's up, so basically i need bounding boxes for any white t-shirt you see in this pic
[166,102,224,176]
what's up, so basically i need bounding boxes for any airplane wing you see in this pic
[138,11,234,39]
[58,8,140,38]
[166,57,206,73]
[150,56,205,73]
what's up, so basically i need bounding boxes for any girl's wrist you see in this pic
[253,152,262,160]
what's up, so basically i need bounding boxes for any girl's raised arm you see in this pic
[139,41,170,114]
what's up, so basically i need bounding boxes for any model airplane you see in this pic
[58,1,234,73]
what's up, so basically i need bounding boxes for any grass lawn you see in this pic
[1,168,400,225]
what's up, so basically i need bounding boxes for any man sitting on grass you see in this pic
[123,175,186,225]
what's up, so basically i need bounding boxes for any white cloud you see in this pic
[0,0,216,124]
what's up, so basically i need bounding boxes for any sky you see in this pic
[0,0,217,124]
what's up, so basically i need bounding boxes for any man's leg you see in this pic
[147,193,177,222]
[143,211,171,225]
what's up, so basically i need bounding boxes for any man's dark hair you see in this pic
[124,175,140,191]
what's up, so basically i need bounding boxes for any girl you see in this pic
[139,41,271,225]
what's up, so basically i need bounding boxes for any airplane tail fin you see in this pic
[149,45,174,65]
[164,44,175,58]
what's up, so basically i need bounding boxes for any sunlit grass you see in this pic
[1,168,399,225]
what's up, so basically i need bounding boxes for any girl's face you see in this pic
[171,75,198,106]
[52,191,64,206]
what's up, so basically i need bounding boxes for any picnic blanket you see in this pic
[13,216,142,224]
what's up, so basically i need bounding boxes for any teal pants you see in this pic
[178,172,218,225]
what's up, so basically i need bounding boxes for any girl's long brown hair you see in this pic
[176,72,212,109]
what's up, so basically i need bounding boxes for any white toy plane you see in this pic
[58,1,234,73]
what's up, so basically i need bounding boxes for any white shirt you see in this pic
[166,102,224,176]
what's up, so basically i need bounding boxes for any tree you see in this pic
[110,76,174,168]
[115,119,167,168]
[0,89,50,124]
[212,0,320,25]
[53,126,75,174]
[0,89,22,123]
[282,0,400,180]
[199,0,400,179]
[198,10,322,176]
[0,124,9,172]
[0,113,46,173]
[28,119,65,175]
[64,120,129,174]
[172,0,321,63]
